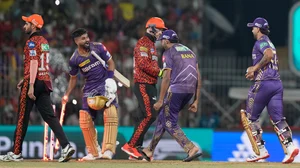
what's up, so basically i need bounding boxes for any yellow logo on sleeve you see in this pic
[79,59,90,67]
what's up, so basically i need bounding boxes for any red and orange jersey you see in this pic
[133,34,160,84]
[23,32,52,90]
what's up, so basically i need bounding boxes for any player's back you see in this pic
[24,34,51,82]
[164,44,198,93]
[253,35,280,81]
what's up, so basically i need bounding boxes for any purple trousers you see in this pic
[246,80,283,122]
[148,92,195,153]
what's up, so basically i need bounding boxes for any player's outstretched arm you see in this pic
[62,75,77,104]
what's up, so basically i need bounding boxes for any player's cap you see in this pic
[158,29,179,42]
[247,17,269,30]
[22,14,44,29]
[145,17,167,30]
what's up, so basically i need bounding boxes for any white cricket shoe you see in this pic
[81,153,98,161]
[282,142,299,164]
[0,152,23,162]
[81,146,102,161]
[102,150,114,160]
[246,145,270,162]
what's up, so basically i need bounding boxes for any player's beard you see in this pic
[25,27,32,35]
[253,32,257,40]
[81,42,90,50]
[162,44,167,50]
[162,41,168,50]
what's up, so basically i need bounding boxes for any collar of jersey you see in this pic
[29,32,41,39]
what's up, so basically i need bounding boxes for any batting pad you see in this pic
[271,119,292,154]
[79,110,100,157]
[102,105,118,154]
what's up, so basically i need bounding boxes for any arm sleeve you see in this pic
[163,51,173,70]
[257,40,271,54]
[134,44,160,77]
[69,57,79,76]
[97,43,112,62]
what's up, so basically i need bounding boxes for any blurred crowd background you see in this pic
[1,0,300,131]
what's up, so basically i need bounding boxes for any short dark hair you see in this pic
[260,25,270,36]
[71,28,87,39]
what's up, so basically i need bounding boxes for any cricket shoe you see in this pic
[121,143,142,159]
[282,142,299,164]
[183,147,202,162]
[129,156,138,160]
[81,146,103,161]
[139,148,154,162]
[0,152,23,162]
[58,144,75,162]
[246,145,270,162]
[128,155,153,161]
[102,150,114,160]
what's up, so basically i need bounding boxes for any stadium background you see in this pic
[1,0,300,162]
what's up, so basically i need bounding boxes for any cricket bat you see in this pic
[240,109,260,155]
[91,50,130,88]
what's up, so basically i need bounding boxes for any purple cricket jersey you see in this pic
[163,43,198,93]
[252,35,280,81]
[69,42,111,93]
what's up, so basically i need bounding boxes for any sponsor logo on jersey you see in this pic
[41,44,49,51]
[140,52,148,57]
[79,59,91,67]
[81,61,101,72]
[150,48,155,54]
[259,42,268,49]
[139,46,148,52]
[29,50,36,56]
[152,55,158,61]
[175,46,189,52]
[28,41,35,49]
[106,51,111,58]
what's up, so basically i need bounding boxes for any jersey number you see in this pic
[38,53,50,71]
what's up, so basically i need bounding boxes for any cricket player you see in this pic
[244,17,299,163]
[141,30,202,162]
[62,28,118,160]
[121,17,166,159]
[0,14,75,162]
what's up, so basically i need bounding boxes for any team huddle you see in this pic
[0,13,298,164]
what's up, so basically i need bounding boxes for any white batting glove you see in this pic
[105,78,117,106]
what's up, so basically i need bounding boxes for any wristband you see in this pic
[107,70,114,78]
